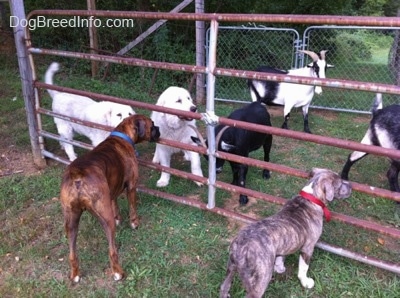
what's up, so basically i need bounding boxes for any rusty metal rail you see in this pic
[31,50,400,96]
[27,10,400,27]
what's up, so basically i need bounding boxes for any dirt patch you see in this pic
[0,146,43,177]
[0,29,14,55]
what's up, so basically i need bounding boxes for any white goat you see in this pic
[248,50,333,133]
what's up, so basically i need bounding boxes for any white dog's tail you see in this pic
[44,62,61,98]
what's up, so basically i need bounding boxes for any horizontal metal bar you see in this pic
[27,10,400,27]
[216,67,400,96]
[29,48,206,74]
[39,130,94,151]
[316,241,400,275]
[34,82,203,121]
[217,117,400,161]
[37,107,113,132]
[31,49,400,96]
[41,150,70,165]
[216,150,400,202]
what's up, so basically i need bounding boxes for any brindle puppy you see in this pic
[59,114,160,283]
[220,168,352,298]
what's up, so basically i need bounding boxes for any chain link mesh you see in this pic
[211,25,400,113]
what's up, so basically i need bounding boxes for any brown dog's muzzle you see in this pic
[151,125,160,141]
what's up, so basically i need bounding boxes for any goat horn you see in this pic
[298,50,319,62]
[320,50,328,60]
[215,126,230,150]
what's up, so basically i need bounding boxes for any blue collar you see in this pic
[110,131,136,148]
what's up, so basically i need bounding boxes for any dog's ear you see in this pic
[313,175,335,202]
[135,119,146,138]
[97,103,114,126]
[310,167,324,177]
[321,178,335,201]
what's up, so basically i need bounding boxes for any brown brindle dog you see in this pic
[59,114,160,283]
[220,168,352,298]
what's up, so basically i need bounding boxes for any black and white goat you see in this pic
[248,50,333,133]
[192,102,273,205]
[341,93,400,197]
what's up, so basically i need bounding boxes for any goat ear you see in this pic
[191,136,201,146]
[306,62,314,68]
[221,141,235,152]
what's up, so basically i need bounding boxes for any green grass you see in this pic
[1,168,399,297]
[1,47,400,297]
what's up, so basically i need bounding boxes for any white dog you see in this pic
[45,62,135,161]
[151,86,203,187]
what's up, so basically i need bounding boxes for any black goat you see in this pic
[341,93,400,198]
[192,102,273,205]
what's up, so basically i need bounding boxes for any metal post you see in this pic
[195,0,205,104]
[205,19,218,209]
[9,0,46,168]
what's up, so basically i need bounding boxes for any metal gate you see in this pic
[207,25,301,103]
[211,24,400,112]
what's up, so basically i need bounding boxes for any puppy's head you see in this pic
[156,86,197,124]
[309,168,352,204]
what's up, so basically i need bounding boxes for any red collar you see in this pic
[299,190,331,222]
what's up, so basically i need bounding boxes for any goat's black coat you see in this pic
[247,66,287,104]
[341,99,400,197]
[193,102,273,205]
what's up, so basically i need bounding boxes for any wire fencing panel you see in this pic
[211,25,400,112]
[208,26,300,103]
[304,26,400,113]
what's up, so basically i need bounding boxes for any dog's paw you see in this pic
[72,275,80,283]
[239,195,249,205]
[156,179,169,187]
[300,277,315,289]
[113,272,123,281]
[183,152,191,161]
[274,264,286,274]
[130,219,139,229]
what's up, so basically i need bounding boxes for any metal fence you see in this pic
[211,25,400,112]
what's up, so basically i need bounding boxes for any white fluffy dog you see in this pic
[45,62,135,161]
[151,86,203,187]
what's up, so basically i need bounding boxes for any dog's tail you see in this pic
[371,93,383,116]
[44,62,60,98]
